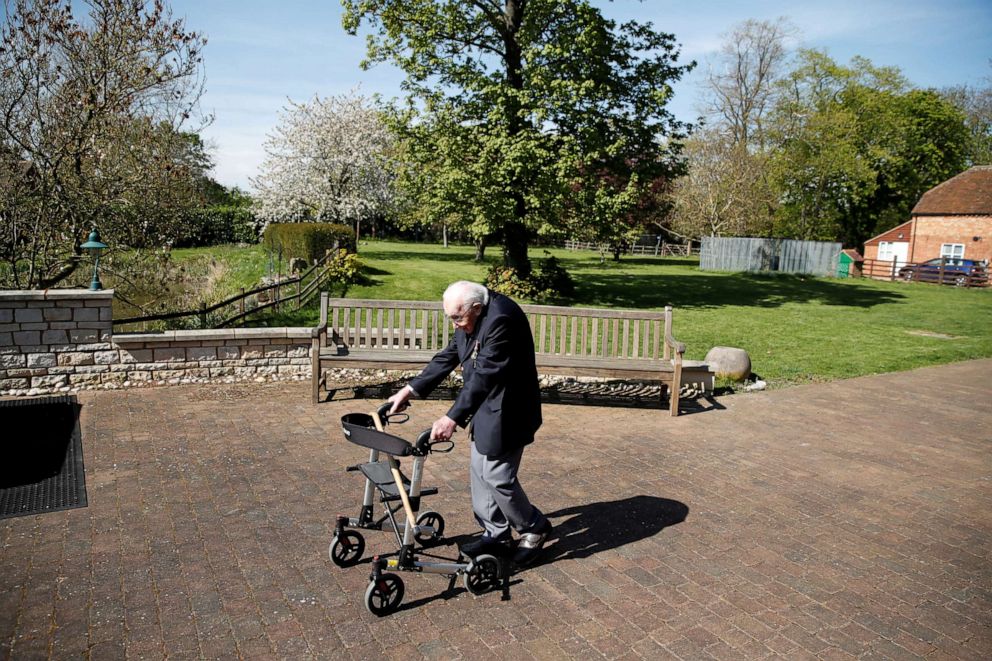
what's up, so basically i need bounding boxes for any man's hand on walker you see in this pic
[387,385,414,414]
[431,415,457,441]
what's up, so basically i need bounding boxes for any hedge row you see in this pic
[174,206,262,247]
[262,223,357,264]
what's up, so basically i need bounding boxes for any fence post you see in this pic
[296,278,302,309]
[240,288,245,315]
[275,280,280,312]
[199,302,207,329]
[939,258,946,284]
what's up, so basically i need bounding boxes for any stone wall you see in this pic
[0,290,312,397]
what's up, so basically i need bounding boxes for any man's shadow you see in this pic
[535,495,688,566]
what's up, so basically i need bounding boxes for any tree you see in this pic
[671,18,794,241]
[0,0,208,289]
[769,51,971,246]
[344,0,693,277]
[668,128,776,239]
[941,63,992,165]
[702,17,795,150]
[252,91,397,242]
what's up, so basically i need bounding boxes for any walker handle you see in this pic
[415,429,432,455]
[415,429,454,455]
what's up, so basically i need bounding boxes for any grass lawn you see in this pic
[178,240,992,388]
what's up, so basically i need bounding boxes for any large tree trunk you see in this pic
[502,220,530,277]
[474,235,487,262]
[499,0,531,278]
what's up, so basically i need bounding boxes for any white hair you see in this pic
[443,280,489,309]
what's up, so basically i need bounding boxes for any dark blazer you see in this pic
[409,290,542,457]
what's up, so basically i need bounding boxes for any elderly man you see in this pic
[388,280,552,566]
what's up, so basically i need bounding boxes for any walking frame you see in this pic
[329,403,508,616]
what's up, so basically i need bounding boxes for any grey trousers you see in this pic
[469,441,546,541]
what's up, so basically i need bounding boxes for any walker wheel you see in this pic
[414,511,445,544]
[463,554,501,595]
[329,531,365,567]
[365,573,404,616]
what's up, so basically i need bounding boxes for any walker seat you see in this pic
[356,461,439,502]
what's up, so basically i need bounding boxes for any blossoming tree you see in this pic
[252,91,396,242]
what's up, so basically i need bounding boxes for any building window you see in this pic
[878,241,893,260]
[940,243,964,263]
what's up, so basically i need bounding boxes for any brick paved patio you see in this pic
[2,359,991,660]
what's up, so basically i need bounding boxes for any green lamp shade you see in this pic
[81,229,108,251]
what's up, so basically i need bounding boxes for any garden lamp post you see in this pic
[80,229,108,291]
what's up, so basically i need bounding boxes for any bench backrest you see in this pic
[319,296,676,361]
[519,303,670,360]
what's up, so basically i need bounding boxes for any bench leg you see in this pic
[311,339,321,404]
[669,365,682,417]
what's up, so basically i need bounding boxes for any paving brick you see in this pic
[2,360,991,659]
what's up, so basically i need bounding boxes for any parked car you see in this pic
[898,258,988,286]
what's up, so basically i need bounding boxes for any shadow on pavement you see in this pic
[536,495,689,566]
[332,380,723,414]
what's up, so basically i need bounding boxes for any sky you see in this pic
[164,0,992,191]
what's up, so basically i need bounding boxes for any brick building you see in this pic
[863,166,992,272]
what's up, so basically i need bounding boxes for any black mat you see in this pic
[0,395,87,519]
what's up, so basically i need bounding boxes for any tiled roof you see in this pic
[912,166,992,215]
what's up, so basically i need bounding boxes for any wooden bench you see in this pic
[311,294,692,415]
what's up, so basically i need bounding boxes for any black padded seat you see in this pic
[358,461,438,502]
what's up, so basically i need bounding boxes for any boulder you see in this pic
[704,346,751,382]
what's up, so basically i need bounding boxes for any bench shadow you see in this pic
[534,495,689,567]
[326,380,722,415]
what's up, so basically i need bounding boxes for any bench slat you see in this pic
[366,307,374,349]
[520,303,665,320]
[314,297,688,415]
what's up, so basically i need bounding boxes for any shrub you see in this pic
[484,252,575,302]
[174,206,262,247]
[324,248,363,296]
[262,223,356,264]
[484,264,540,300]
[533,252,575,298]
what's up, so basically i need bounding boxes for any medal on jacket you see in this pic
[472,340,480,368]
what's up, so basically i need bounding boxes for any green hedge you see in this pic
[262,223,357,263]
[174,206,261,247]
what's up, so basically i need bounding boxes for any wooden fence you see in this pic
[563,240,696,257]
[862,258,989,287]
[113,253,340,331]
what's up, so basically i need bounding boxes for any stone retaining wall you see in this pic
[0,290,312,397]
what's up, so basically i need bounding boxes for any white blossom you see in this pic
[252,91,396,229]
